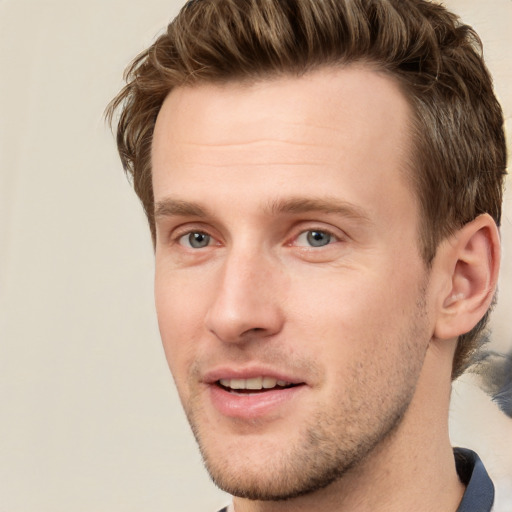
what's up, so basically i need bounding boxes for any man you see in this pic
[107,0,507,510]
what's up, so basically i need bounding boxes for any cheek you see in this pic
[154,269,207,383]
[287,265,422,354]
[290,268,389,323]
[296,278,427,397]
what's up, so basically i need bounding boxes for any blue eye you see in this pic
[180,232,212,248]
[296,230,333,247]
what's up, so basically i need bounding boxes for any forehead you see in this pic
[154,65,412,148]
[151,66,416,226]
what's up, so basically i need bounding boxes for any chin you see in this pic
[191,401,408,502]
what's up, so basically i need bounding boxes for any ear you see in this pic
[434,214,501,340]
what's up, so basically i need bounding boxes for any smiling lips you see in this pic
[207,372,306,418]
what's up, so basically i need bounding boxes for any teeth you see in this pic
[245,377,262,389]
[224,378,246,389]
[219,377,292,390]
[263,377,277,388]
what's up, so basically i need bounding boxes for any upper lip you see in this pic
[202,366,306,385]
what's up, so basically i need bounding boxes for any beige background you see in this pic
[0,1,510,511]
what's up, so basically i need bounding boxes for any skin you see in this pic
[151,66,499,512]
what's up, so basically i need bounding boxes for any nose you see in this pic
[204,250,285,344]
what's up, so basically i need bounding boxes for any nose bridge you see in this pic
[204,240,284,343]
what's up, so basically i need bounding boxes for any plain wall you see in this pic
[0,1,510,510]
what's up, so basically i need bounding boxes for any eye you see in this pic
[179,231,212,249]
[295,230,336,248]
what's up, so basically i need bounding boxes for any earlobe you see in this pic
[434,214,500,340]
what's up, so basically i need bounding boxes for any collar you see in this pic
[455,448,495,512]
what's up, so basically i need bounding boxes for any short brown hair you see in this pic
[106,0,507,378]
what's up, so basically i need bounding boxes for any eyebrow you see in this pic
[154,198,210,219]
[266,197,371,223]
[154,196,371,223]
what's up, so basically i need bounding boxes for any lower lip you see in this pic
[208,384,305,419]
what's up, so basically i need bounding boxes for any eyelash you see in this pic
[293,229,339,248]
[178,230,214,249]
[172,226,341,250]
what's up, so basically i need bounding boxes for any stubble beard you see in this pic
[182,296,430,501]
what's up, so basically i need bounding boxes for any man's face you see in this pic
[152,67,435,500]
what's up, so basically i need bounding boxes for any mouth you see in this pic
[202,365,308,419]
[217,377,301,395]
[206,372,306,419]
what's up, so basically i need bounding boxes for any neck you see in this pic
[233,340,464,512]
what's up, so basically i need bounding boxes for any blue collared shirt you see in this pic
[455,448,495,512]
